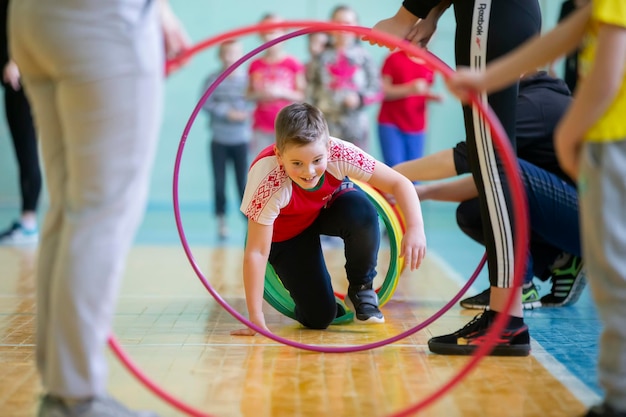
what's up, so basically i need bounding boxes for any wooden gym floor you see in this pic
[0,203,603,417]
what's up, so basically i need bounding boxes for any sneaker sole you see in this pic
[461,301,542,310]
[522,300,542,310]
[0,237,39,246]
[344,295,385,324]
[459,294,540,310]
[356,315,385,324]
[459,302,488,310]
[428,341,530,357]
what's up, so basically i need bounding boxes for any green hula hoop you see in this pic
[263,178,404,325]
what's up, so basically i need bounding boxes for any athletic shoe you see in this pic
[584,403,626,417]
[541,254,586,307]
[521,284,542,309]
[0,221,38,245]
[459,283,542,310]
[459,288,491,310]
[346,283,384,324]
[428,310,530,356]
[38,394,161,417]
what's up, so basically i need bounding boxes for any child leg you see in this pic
[378,123,404,167]
[317,185,384,323]
[580,142,626,412]
[269,227,337,329]
[404,131,426,162]
[210,141,228,217]
[316,186,380,288]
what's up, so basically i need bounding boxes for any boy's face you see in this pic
[275,139,329,190]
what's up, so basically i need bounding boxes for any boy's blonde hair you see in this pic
[274,103,329,152]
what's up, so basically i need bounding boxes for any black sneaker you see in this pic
[584,403,626,417]
[459,284,542,310]
[346,283,384,324]
[459,288,490,310]
[428,310,530,356]
[541,255,586,307]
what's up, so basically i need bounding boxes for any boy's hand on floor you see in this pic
[230,316,270,336]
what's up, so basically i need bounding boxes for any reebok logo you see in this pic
[476,3,487,36]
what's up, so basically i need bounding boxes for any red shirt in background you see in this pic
[377,51,435,133]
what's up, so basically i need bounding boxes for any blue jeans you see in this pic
[457,159,580,284]
[269,185,380,329]
[378,123,426,167]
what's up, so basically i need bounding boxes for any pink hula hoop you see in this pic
[109,20,529,417]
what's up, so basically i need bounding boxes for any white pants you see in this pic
[9,0,163,398]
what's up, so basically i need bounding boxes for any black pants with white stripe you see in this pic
[453,0,541,288]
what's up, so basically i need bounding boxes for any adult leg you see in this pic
[520,159,580,257]
[456,199,534,284]
[456,198,537,311]
[16,79,64,383]
[455,199,483,245]
[455,0,540,298]
[3,83,41,216]
[528,238,562,282]
[428,0,540,355]
[518,159,585,305]
[457,157,582,281]
[11,0,163,398]
[0,82,41,244]
[457,159,582,310]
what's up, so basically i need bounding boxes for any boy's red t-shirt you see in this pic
[241,138,376,242]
